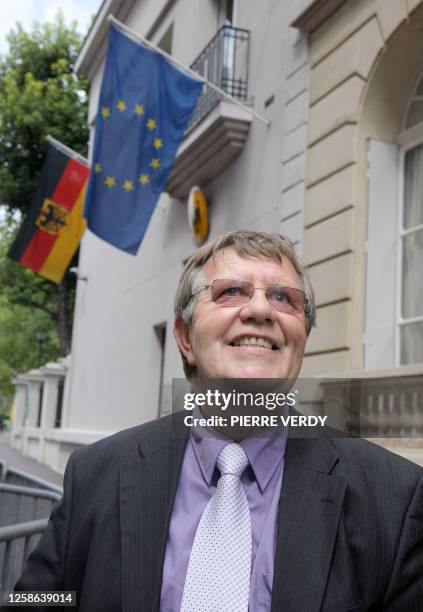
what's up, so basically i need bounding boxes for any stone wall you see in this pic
[298,0,423,376]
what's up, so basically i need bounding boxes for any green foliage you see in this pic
[0,221,60,411]
[0,11,88,411]
[0,297,60,411]
[0,10,88,216]
[0,220,60,322]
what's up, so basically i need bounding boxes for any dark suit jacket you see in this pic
[15,414,423,611]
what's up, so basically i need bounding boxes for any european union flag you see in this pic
[84,26,203,254]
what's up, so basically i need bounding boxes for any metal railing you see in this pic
[0,519,48,590]
[0,483,61,527]
[187,25,250,134]
[3,467,62,495]
[0,466,62,590]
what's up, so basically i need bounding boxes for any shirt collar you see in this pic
[190,408,287,493]
[241,431,287,492]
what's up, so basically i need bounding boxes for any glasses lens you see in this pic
[211,279,252,305]
[267,286,305,313]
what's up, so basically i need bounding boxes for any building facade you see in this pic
[11,0,423,470]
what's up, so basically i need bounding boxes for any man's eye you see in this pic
[222,286,244,296]
[272,290,289,303]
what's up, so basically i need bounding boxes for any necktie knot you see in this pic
[217,443,249,478]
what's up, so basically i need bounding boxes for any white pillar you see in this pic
[10,379,27,450]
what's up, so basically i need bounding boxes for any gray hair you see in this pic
[174,230,316,379]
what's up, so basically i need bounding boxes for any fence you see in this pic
[187,25,250,133]
[3,466,62,494]
[0,519,48,591]
[0,465,62,590]
[0,483,61,527]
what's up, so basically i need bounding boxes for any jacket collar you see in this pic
[120,413,188,612]
[271,435,345,611]
[120,412,344,612]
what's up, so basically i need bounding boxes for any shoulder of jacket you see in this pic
[331,436,423,488]
[68,413,176,469]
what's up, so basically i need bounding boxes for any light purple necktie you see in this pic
[180,443,252,612]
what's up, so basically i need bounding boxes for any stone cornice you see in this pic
[291,0,349,33]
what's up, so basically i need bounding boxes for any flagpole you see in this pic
[46,135,89,167]
[107,15,270,127]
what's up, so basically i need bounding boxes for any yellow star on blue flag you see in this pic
[84,26,203,254]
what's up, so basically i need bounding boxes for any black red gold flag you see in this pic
[8,144,89,283]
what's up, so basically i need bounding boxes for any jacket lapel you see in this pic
[120,416,187,612]
[271,436,346,612]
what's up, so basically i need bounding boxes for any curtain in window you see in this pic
[402,145,423,363]
[404,145,423,228]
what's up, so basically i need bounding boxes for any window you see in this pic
[395,71,423,365]
[398,145,423,364]
[158,24,173,54]
[218,0,236,26]
[218,0,237,90]
[365,69,423,368]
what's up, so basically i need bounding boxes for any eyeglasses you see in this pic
[190,279,305,314]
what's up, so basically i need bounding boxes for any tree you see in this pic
[0,12,89,359]
[0,12,89,216]
[0,221,60,413]
[0,296,60,414]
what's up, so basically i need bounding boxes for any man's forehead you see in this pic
[202,247,298,281]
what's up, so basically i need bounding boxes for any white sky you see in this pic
[0,0,103,55]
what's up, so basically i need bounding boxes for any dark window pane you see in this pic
[401,321,423,364]
[402,229,423,318]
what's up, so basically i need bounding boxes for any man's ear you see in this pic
[173,316,196,365]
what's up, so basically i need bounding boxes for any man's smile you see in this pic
[229,334,280,350]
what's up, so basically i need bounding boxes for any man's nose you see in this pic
[239,289,275,323]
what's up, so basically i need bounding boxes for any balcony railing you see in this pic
[318,375,423,438]
[187,25,250,134]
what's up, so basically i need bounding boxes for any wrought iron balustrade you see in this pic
[187,25,250,134]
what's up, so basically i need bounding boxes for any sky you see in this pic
[0,0,103,55]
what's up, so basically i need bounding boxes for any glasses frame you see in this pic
[190,279,305,314]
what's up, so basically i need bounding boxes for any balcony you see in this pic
[296,364,423,466]
[166,26,252,200]
[187,25,250,133]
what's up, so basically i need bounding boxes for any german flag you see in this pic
[8,144,89,284]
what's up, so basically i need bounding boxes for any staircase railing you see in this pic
[0,519,48,591]
[0,465,62,591]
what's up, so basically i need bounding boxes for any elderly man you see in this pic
[15,231,423,611]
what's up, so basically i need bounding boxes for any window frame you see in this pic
[396,100,423,365]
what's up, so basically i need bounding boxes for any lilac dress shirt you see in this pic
[160,423,287,611]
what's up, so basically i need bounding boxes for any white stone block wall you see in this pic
[281,28,310,253]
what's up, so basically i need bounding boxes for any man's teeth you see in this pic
[233,337,274,350]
